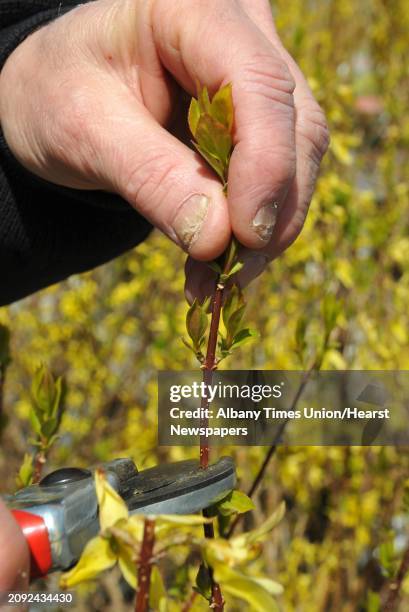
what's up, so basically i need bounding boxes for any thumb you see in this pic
[85,89,231,261]
[0,500,29,590]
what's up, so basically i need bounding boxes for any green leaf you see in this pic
[197,85,211,114]
[226,304,246,341]
[202,296,212,313]
[16,453,34,488]
[207,261,223,274]
[231,328,259,349]
[250,576,284,596]
[210,83,234,132]
[32,366,55,417]
[193,142,226,183]
[41,416,58,440]
[194,563,212,602]
[226,261,244,278]
[190,84,235,187]
[322,293,341,336]
[223,238,239,272]
[222,286,244,330]
[246,501,286,545]
[181,337,197,353]
[186,299,208,349]
[217,490,255,516]
[366,590,381,612]
[188,98,201,137]
[295,316,307,357]
[150,566,168,611]
[195,114,232,168]
[379,536,396,578]
[156,514,211,528]
[60,535,116,587]
[51,376,66,421]
[117,540,137,589]
[28,407,42,437]
[212,565,281,612]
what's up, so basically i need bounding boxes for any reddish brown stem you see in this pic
[200,284,224,469]
[197,281,225,610]
[32,450,46,484]
[135,518,156,612]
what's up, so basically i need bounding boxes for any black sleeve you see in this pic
[0,1,153,306]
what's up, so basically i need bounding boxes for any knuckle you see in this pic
[297,100,330,163]
[123,149,180,212]
[239,53,296,107]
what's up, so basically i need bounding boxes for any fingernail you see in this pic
[252,202,279,242]
[173,194,209,250]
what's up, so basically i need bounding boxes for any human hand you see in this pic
[0,0,329,297]
[0,499,29,595]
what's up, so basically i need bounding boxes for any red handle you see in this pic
[12,510,52,579]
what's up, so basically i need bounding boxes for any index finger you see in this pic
[151,0,296,251]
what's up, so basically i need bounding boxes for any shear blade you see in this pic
[125,457,235,515]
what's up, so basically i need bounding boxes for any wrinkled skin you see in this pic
[0,0,329,301]
[0,0,329,584]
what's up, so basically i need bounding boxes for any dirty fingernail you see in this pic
[252,202,279,242]
[173,194,209,250]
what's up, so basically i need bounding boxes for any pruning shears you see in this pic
[6,457,235,581]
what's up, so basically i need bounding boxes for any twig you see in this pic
[197,282,225,610]
[383,546,409,611]
[200,284,224,469]
[135,518,156,612]
[197,252,235,610]
[32,449,46,484]
[227,369,313,538]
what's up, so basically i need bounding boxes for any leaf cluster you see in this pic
[29,365,66,451]
[189,84,234,187]
[61,472,285,611]
[218,286,259,363]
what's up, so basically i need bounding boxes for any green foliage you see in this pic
[16,453,34,488]
[184,298,209,363]
[194,563,212,602]
[219,286,259,361]
[61,472,283,611]
[216,490,255,516]
[30,365,66,450]
[379,533,397,579]
[189,84,234,186]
